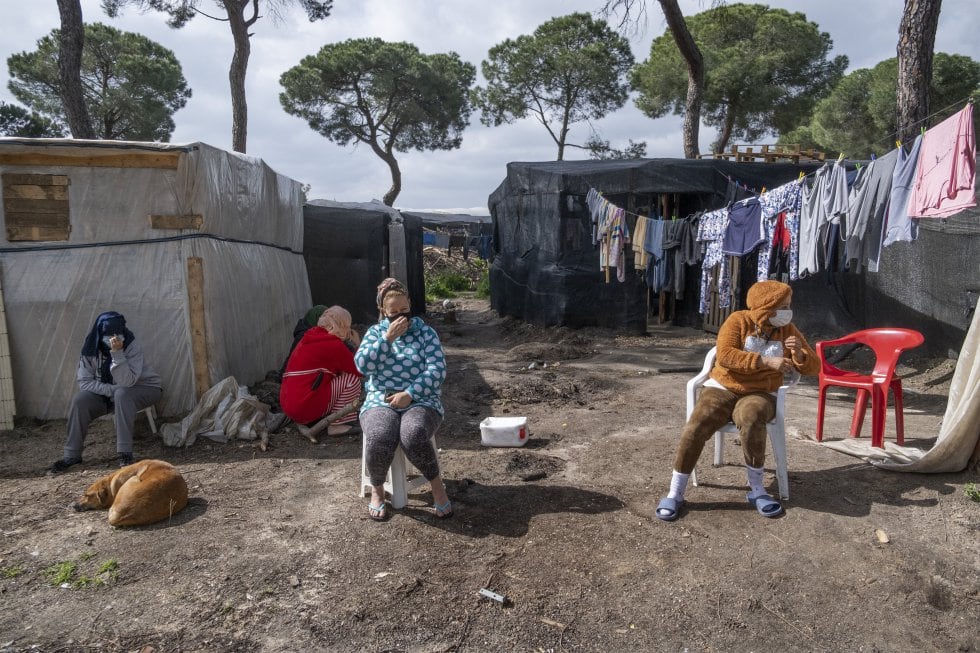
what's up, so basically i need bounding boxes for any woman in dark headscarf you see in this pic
[50,311,163,472]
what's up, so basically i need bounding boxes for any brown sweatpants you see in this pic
[673,386,777,473]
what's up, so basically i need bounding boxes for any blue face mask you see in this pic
[101,335,119,348]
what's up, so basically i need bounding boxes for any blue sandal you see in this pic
[747,493,783,518]
[368,501,388,521]
[655,496,683,522]
[434,500,453,518]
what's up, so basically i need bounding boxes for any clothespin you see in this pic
[895,139,902,148]
[921,125,926,137]
[871,153,877,160]
[837,152,845,163]
[855,162,862,171]
[797,171,804,182]
[760,186,766,195]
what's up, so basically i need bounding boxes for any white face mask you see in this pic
[769,309,793,327]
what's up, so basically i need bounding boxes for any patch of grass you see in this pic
[43,560,77,585]
[475,269,490,298]
[42,557,120,588]
[1,566,24,578]
[427,271,472,299]
[965,483,980,502]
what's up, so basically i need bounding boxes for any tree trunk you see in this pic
[658,0,703,159]
[379,150,402,206]
[897,0,943,145]
[714,108,735,154]
[225,1,252,153]
[55,0,95,139]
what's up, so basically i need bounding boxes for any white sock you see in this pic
[667,470,690,501]
[746,465,766,498]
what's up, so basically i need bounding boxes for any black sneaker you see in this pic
[118,453,135,467]
[49,457,82,473]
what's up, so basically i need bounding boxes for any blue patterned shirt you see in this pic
[354,316,446,415]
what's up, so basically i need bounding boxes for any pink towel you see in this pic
[909,104,976,219]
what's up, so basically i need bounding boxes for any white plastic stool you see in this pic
[138,405,158,434]
[360,436,439,509]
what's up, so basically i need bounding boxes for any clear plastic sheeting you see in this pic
[0,138,310,419]
[160,376,270,447]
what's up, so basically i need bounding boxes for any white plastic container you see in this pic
[480,416,529,447]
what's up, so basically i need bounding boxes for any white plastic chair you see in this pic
[686,346,797,500]
[359,436,440,510]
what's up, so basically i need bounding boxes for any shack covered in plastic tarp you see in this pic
[0,138,310,419]
[487,158,818,332]
[304,199,425,327]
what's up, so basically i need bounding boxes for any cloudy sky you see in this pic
[1,1,978,213]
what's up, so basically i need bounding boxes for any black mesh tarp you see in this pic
[487,157,980,356]
[487,158,821,333]
[302,204,425,327]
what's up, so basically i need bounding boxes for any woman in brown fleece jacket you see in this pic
[656,280,820,521]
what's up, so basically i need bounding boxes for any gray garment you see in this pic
[844,148,898,270]
[77,339,162,397]
[882,136,923,247]
[64,385,163,458]
[361,405,442,486]
[799,161,849,276]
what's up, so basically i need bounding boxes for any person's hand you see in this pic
[385,391,412,408]
[761,355,793,373]
[385,317,409,342]
[108,335,124,352]
[784,335,803,357]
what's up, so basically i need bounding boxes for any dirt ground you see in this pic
[1,296,978,653]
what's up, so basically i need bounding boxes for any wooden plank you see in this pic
[6,225,70,241]
[1,173,69,186]
[0,151,181,169]
[0,274,14,429]
[3,198,69,213]
[186,257,210,400]
[2,184,69,201]
[150,214,203,230]
[4,211,70,227]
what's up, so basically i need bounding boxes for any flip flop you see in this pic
[655,496,683,522]
[433,500,453,519]
[368,501,388,521]
[747,493,784,518]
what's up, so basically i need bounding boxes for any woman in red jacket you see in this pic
[279,305,363,437]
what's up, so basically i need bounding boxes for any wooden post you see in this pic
[0,272,15,429]
[186,257,210,400]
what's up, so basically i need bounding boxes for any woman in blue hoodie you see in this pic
[355,278,449,521]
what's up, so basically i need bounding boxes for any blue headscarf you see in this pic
[81,311,135,383]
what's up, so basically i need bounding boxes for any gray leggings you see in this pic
[361,405,442,486]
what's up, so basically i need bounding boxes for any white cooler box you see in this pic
[480,416,529,447]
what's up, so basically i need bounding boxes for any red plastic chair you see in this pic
[815,328,924,448]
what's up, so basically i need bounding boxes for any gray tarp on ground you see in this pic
[821,303,980,472]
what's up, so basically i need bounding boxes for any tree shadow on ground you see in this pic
[396,481,625,538]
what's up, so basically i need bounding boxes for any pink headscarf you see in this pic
[318,305,360,347]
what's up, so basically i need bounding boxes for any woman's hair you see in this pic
[375,277,409,318]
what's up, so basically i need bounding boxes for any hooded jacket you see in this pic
[710,281,820,394]
[354,315,446,415]
[279,326,362,424]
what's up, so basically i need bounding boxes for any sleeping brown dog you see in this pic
[74,459,188,527]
